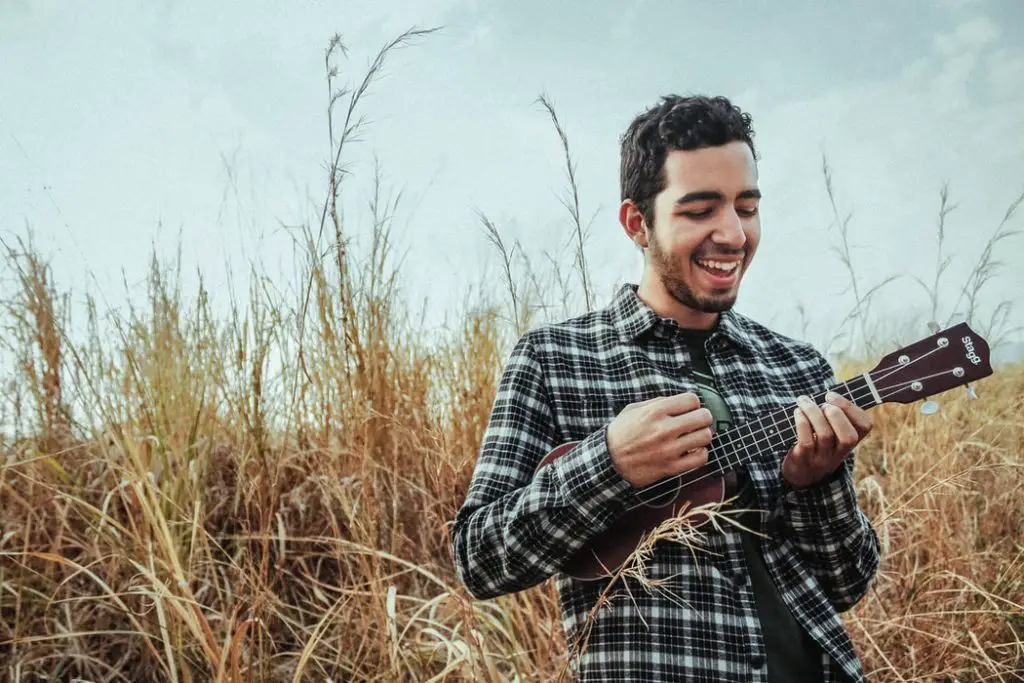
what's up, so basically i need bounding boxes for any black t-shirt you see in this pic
[679,328,824,682]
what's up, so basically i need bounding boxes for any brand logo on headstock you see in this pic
[962,335,982,365]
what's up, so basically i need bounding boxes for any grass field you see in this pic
[1,218,1022,682]
[2,30,1023,682]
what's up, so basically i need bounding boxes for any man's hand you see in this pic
[606,392,713,487]
[781,391,874,489]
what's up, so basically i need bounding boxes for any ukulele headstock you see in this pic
[868,322,993,406]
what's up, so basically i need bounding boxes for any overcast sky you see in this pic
[2,0,1023,359]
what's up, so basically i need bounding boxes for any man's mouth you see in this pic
[693,257,742,283]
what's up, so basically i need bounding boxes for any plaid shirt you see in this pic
[452,284,881,682]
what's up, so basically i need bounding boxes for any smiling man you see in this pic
[452,95,881,682]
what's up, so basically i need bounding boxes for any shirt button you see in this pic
[733,572,748,588]
[751,653,765,669]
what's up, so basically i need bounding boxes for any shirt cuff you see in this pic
[548,426,634,532]
[781,465,862,536]
[780,463,845,497]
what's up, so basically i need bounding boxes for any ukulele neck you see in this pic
[707,373,877,476]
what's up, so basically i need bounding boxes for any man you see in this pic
[451,94,881,682]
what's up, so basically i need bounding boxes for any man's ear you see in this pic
[619,200,649,249]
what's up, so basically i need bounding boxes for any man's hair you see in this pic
[619,94,758,230]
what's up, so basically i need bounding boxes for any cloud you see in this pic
[934,15,999,55]
[739,9,1023,344]
[2,0,1019,351]
[938,0,987,8]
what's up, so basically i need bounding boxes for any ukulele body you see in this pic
[535,441,725,581]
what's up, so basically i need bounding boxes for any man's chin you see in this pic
[693,289,738,313]
[699,298,736,313]
[666,283,737,314]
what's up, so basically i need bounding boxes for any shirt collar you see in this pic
[608,283,753,353]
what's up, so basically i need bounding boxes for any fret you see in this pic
[747,414,770,456]
[708,427,740,474]
[764,409,793,450]
[707,441,734,475]
[741,422,760,463]
[823,376,872,410]
[844,374,878,409]
[706,376,879,475]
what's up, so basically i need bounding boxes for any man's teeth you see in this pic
[696,259,739,272]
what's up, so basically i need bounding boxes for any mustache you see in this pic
[693,249,745,260]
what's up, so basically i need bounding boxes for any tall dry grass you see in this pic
[1,29,1023,682]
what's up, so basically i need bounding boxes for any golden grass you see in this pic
[2,30,1022,681]
[0,222,1022,681]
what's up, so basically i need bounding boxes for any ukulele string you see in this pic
[620,363,960,512]
[688,339,956,479]
[624,364,958,509]
[644,363,960,504]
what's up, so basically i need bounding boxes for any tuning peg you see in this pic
[921,399,940,415]
[927,320,940,333]
[965,385,978,400]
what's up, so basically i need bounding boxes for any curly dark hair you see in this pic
[619,94,758,230]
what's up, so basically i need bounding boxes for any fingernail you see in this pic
[826,391,841,403]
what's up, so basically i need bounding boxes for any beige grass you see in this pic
[1,219,1022,682]
[1,29,1022,682]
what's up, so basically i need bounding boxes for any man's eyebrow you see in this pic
[674,189,761,205]
[675,191,723,205]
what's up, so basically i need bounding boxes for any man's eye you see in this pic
[738,206,759,217]
[681,209,713,219]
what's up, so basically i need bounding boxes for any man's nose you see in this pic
[712,210,747,248]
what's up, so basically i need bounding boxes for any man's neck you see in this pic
[636,273,720,331]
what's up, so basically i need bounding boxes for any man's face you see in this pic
[644,141,761,316]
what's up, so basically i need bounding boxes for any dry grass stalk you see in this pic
[0,30,1021,683]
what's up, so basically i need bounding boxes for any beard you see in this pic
[648,232,740,314]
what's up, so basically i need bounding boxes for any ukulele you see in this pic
[534,322,994,581]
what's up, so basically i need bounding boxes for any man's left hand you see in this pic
[781,391,874,489]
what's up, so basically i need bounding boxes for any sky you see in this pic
[2,0,1023,364]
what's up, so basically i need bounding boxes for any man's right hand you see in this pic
[606,392,713,487]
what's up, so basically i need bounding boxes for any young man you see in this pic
[451,95,881,682]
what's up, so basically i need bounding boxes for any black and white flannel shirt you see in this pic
[452,283,881,682]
